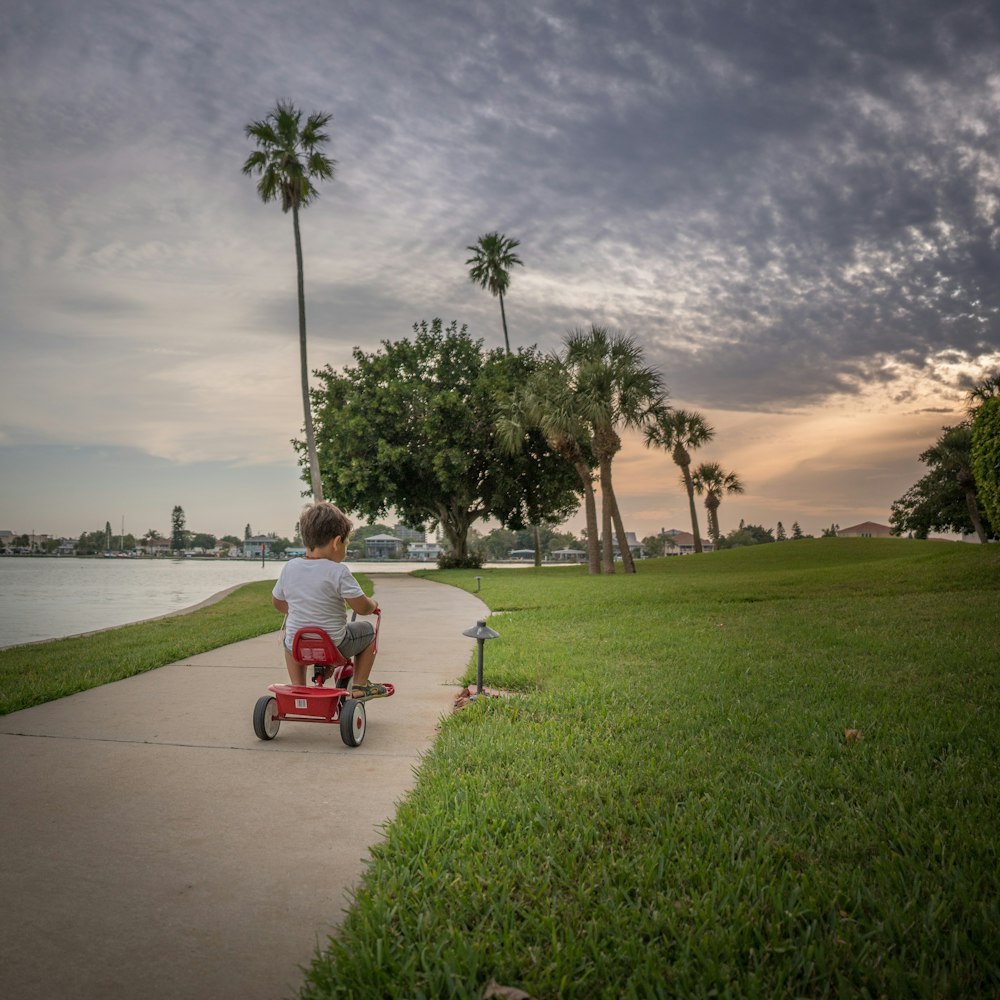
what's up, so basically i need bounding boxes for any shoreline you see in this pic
[2,583,256,651]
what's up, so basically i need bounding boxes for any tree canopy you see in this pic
[309,319,581,565]
[497,355,601,573]
[718,523,775,548]
[691,461,744,548]
[890,424,995,541]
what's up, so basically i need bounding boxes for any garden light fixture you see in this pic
[462,618,500,696]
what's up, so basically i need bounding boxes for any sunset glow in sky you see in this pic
[3,0,999,543]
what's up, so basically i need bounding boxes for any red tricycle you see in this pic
[252,611,394,747]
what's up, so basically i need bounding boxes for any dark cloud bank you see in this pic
[355,0,1000,410]
[6,0,1000,416]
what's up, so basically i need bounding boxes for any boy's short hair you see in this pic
[299,502,353,550]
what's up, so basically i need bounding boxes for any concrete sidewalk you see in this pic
[0,575,488,1000]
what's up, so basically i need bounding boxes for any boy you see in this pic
[271,501,388,698]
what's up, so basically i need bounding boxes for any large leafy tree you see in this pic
[923,425,989,543]
[243,101,335,502]
[466,232,523,355]
[890,424,994,542]
[971,396,1000,534]
[497,357,601,574]
[563,326,667,574]
[309,320,580,565]
[969,374,1000,535]
[691,462,745,549]
[644,408,715,554]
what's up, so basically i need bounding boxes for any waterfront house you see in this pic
[363,533,404,559]
[408,541,443,561]
[243,535,276,558]
[141,536,171,556]
[662,530,715,555]
[551,548,587,563]
[509,548,536,560]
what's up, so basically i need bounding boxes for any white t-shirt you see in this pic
[272,558,365,649]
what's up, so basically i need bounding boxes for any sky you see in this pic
[2,0,999,545]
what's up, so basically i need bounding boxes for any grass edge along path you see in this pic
[301,540,999,999]
[0,575,373,714]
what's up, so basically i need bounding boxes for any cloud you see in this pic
[2,0,1000,538]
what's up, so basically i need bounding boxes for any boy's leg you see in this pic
[336,621,386,696]
[283,647,306,686]
[352,641,376,686]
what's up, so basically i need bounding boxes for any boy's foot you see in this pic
[351,680,389,699]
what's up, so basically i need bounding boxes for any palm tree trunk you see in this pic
[706,497,720,548]
[533,524,542,567]
[598,456,615,574]
[575,462,601,575]
[498,290,511,355]
[680,463,703,553]
[607,480,636,574]
[293,204,324,502]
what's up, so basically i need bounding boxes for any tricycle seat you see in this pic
[291,626,347,665]
[291,626,354,687]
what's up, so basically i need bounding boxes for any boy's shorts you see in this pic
[336,620,375,659]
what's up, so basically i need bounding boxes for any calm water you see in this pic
[0,557,427,649]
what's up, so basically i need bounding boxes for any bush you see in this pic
[436,551,483,570]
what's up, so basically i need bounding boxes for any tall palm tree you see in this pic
[243,101,335,501]
[691,462,745,548]
[497,359,601,574]
[466,232,523,355]
[645,408,715,553]
[564,326,667,574]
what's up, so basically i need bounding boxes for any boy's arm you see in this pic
[272,596,289,614]
[346,594,379,616]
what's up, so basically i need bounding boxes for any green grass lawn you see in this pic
[301,539,999,999]
[0,575,372,714]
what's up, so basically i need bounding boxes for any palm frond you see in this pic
[465,231,523,297]
[244,101,335,212]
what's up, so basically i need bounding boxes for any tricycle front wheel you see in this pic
[253,695,280,741]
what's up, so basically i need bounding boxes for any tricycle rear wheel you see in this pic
[253,695,280,740]
[340,698,366,747]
